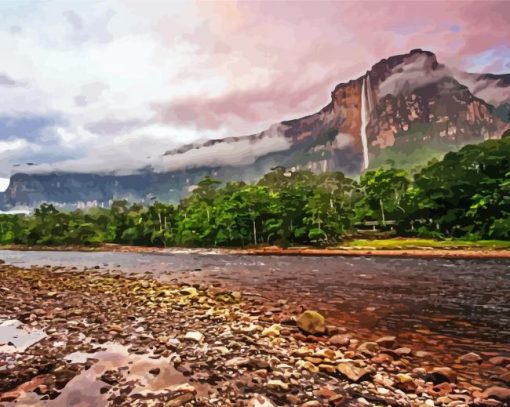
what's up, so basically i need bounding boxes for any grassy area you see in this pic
[340,238,510,250]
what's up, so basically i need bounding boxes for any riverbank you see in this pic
[2,238,510,259]
[1,263,508,406]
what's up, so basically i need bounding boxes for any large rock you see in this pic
[297,311,326,334]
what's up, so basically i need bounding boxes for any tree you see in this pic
[359,168,409,225]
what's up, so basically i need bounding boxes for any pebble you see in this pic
[267,379,289,391]
[297,310,326,334]
[261,324,281,337]
[184,331,204,342]
[458,352,482,364]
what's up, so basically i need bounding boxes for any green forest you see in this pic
[1,134,510,247]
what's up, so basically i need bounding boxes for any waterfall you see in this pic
[360,76,370,170]
[367,74,375,113]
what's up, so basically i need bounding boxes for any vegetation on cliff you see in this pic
[1,136,509,247]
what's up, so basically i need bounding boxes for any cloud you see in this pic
[0,0,509,178]
[0,73,25,87]
[377,53,451,98]
[63,8,115,45]
[0,137,41,177]
[155,69,341,136]
[162,124,292,171]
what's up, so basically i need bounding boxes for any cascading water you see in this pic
[360,75,370,170]
[367,74,375,113]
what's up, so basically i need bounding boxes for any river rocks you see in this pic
[482,386,510,402]
[336,362,371,382]
[394,346,412,356]
[165,392,195,406]
[372,353,394,364]
[248,394,276,407]
[99,370,122,385]
[357,341,380,356]
[297,310,325,334]
[267,379,289,391]
[328,334,350,347]
[395,373,418,392]
[108,324,123,333]
[313,386,345,403]
[179,286,198,297]
[430,367,457,384]
[296,360,319,373]
[489,356,510,366]
[184,331,204,342]
[458,352,482,363]
[225,357,250,368]
[215,291,242,303]
[261,324,281,337]
[498,371,510,385]
[376,335,397,348]
[0,262,501,407]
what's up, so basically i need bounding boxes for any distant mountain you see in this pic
[2,49,509,209]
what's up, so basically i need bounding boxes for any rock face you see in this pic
[2,49,509,209]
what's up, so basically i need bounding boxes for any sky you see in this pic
[1,0,510,191]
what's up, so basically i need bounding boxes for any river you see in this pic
[1,249,509,385]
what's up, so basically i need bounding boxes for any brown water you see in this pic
[1,250,509,366]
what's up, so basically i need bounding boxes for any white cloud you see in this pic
[0,138,41,177]
[0,177,9,192]
[0,138,30,154]
[0,0,508,182]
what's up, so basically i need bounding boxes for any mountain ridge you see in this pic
[2,49,509,209]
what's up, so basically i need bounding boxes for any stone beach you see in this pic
[1,262,509,406]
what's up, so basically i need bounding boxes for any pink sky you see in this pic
[155,0,510,133]
[0,0,509,178]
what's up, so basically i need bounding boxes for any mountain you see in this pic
[2,49,509,210]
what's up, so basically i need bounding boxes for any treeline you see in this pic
[1,135,509,247]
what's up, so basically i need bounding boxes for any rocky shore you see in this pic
[0,263,509,406]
